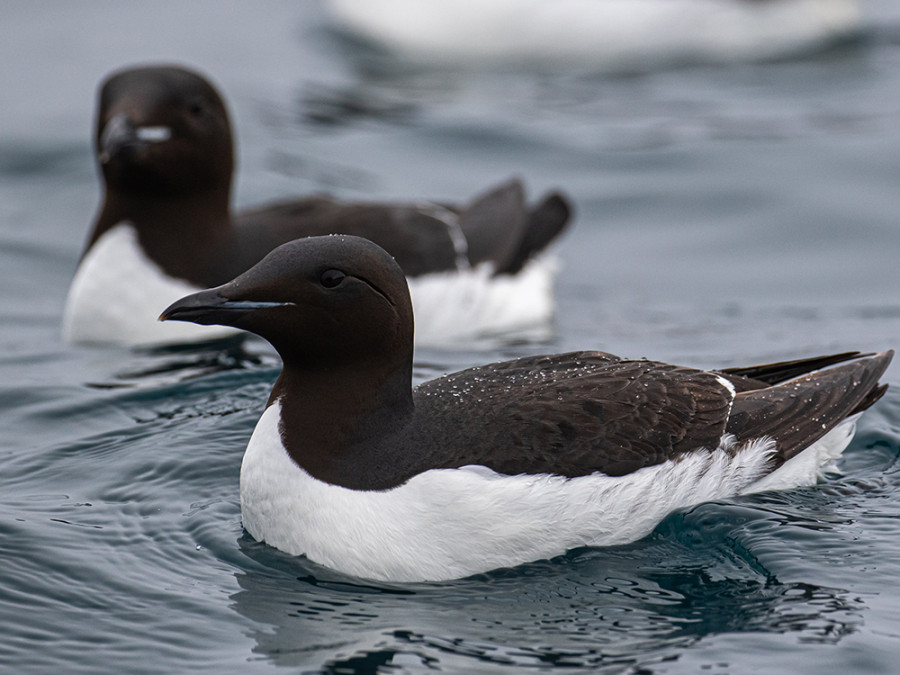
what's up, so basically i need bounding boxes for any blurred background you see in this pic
[3,0,900,363]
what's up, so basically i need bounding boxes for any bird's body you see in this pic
[161,235,891,582]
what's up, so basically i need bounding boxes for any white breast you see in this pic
[62,223,240,347]
[327,0,860,68]
[240,401,860,582]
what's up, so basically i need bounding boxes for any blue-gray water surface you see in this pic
[3,2,900,672]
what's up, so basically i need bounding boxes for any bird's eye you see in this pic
[320,269,346,288]
[188,101,205,117]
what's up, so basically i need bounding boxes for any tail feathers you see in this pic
[457,179,526,271]
[726,350,893,465]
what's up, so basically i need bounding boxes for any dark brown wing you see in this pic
[454,179,571,275]
[412,351,733,478]
[235,179,571,278]
[505,191,570,274]
[235,197,459,276]
[453,179,527,272]
[412,350,892,480]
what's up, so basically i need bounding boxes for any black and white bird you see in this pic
[161,235,891,582]
[64,65,570,347]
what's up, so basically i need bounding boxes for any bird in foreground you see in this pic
[161,235,892,583]
[63,64,570,347]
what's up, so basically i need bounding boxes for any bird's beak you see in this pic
[98,112,172,164]
[160,287,290,327]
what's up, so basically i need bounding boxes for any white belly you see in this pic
[240,401,859,582]
[62,223,240,347]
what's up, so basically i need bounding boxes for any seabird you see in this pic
[161,234,891,582]
[64,65,570,346]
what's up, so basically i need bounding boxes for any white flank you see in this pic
[240,401,860,582]
[62,223,240,347]
[407,256,555,346]
[743,414,859,494]
[327,0,859,68]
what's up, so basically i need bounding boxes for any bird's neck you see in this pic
[270,359,418,490]
[89,184,235,286]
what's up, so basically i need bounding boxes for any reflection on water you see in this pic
[84,335,267,389]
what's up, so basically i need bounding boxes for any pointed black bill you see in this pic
[159,287,289,327]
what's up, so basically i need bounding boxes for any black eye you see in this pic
[320,269,346,288]
[188,101,205,117]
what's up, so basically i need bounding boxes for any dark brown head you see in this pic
[160,235,415,372]
[96,64,233,198]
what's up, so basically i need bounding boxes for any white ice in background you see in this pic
[327,0,860,69]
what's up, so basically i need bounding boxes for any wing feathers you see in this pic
[414,350,892,480]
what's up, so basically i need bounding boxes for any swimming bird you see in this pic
[63,65,570,347]
[160,235,892,582]
[326,0,860,70]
